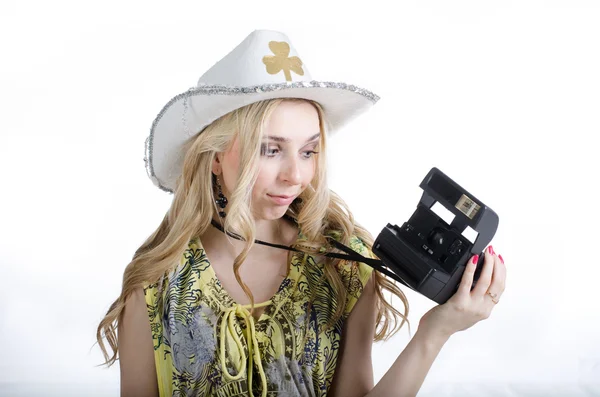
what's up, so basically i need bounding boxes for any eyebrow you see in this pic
[263,133,321,143]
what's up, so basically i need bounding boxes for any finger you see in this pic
[457,254,479,295]
[472,246,495,297]
[489,254,507,299]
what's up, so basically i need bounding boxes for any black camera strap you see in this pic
[209,219,403,283]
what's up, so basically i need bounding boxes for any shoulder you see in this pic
[143,237,207,282]
[326,230,374,274]
[325,230,375,315]
[142,237,210,307]
[325,230,372,254]
[119,287,159,396]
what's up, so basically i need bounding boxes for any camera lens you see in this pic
[428,229,445,247]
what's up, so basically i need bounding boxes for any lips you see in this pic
[267,194,296,206]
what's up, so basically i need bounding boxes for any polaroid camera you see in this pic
[372,167,499,304]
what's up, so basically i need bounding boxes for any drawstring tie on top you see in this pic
[220,301,271,397]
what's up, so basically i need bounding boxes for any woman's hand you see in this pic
[418,245,507,341]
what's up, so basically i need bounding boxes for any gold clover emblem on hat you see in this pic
[262,41,304,82]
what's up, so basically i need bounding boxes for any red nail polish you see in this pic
[472,255,479,265]
[499,254,504,264]
[488,246,494,255]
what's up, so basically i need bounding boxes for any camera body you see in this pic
[372,167,499,304]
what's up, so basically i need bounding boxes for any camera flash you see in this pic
[456,194,481,219]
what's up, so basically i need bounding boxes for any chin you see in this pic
[256,207,289,221]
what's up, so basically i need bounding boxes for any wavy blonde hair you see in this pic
[96,98,410,367]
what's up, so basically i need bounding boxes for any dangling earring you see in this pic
[213,173,228,218]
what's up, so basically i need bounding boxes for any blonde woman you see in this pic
[96,30,506,397]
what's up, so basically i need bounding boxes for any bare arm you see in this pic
[330,248,505,397]
[329,273,447,397]
[365,329,448,397]
[367,248,507,396]
[329,277,447,397]
[118,287,159,397]
[328,273,378,397]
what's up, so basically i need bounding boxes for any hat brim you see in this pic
[145,81,379,193]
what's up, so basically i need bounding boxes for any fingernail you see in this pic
[488,245,494,255]
[472,255,479,265]
[499,254,504,264]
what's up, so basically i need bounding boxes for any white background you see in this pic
[1,0,599,396]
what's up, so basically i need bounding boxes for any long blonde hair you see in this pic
[96,98,409,367]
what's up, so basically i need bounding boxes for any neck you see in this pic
[207,214,297,252]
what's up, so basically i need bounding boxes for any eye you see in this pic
[260,145,280,157]
[302,150,319,159]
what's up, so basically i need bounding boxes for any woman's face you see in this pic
[215,100,321,220]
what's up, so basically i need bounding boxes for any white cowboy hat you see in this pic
[144,29,380,193]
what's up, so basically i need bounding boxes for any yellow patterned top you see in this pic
[143,230,374,397]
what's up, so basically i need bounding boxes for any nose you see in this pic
[281,155,302,185]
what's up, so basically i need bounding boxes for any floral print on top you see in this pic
[143,230,374,397]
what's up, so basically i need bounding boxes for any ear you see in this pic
[212,153,222,175]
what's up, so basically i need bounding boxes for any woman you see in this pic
[96,30,506,397]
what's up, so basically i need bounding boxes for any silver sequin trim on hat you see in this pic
[145,80,380,193]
